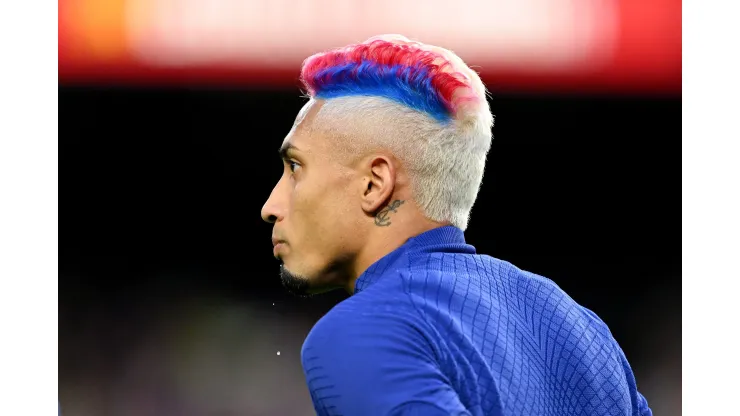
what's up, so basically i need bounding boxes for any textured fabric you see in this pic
[301,226,652,416]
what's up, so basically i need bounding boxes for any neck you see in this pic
[344,216,449,294]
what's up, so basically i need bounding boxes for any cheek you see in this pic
[319,178,360,240]
[290,179,322,221]
[293,173,355,240]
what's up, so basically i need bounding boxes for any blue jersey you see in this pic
[301,226,652,415]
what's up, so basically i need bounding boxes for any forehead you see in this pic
[281,99,326,151]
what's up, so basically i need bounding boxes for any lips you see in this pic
[272,240,286,258]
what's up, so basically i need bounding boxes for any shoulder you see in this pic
[301,287,440,367]
[304,289,426,348]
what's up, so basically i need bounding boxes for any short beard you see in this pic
[279,264,313,298]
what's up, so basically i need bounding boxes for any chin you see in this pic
[279,263,340,297]
[278,264,314,298]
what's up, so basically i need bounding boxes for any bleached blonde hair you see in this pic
[301,35,494,231]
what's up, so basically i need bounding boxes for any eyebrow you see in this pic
[278,143,301,160]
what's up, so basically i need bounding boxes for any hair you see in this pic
[299,34,494,231]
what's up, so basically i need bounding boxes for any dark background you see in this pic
[59,86,680,415]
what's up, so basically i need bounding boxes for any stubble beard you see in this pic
[279,263,313,298]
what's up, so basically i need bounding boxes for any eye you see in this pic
[288,160,301,173]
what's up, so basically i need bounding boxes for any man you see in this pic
[261,35,652,416]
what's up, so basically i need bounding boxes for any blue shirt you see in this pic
[301,226,652,415]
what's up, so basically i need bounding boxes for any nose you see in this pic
[262,211,278,224]
[261,184,284,224]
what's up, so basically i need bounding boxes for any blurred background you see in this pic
[59,0,681,415]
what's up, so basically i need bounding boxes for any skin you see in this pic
[261,99,448,295]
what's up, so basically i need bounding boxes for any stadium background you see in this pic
[59,1,681,415]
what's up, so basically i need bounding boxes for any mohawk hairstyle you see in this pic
[297,35,493,231]
[300,36,486,123]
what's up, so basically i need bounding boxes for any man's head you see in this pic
[261,34,494,295]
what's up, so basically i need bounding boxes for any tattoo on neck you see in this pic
[374,200,405,227]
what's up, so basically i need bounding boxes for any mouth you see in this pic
[272,238,286,257]
[273,244,286,260]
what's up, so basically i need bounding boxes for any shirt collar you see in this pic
[353,225,474,293]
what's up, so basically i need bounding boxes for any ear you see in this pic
[361,155,396,215]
